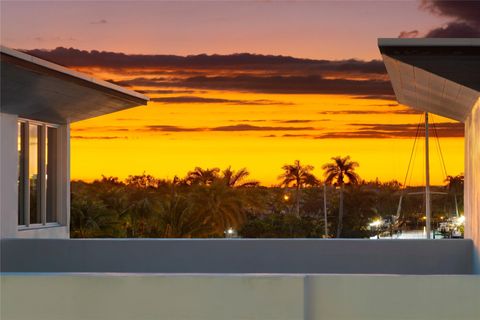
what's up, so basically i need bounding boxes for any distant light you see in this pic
[369,219,383,227]
[422,216,427,220]
[227,228,235,235]
[283,194,290,201]
[456,216,465,225]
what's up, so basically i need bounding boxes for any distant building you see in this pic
[0,46,148,238]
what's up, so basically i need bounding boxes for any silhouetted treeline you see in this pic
[70,159,463,238]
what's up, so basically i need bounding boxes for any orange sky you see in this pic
[68,66,463,186]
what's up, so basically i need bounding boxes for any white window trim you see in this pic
[17,118,62,229]
[18,222,62,231]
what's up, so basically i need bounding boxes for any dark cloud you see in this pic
[337,122,464,139]
[71,135,127,140]
[211,124,315,131]
[145,125,204,132]
[398,30,420,38]
[381,108,421,115]
[178,75,393,95]
[276,120,315,124]
[23,47,387,75]
[260,121,463,139]
[316,131,393,139]
[425,21,480,38]
[143,124,315,132]
[420,0,480,37]
[111,77,167,87]
[317,108,420,115]
[121,75,393,96]
[136,89,197,94]
[281,134,314,138]
[230,119,326,124]
[142,121,462,139]
[151,96,239,104]
[352,95,396,101]
[420,0,480,25]
[22,47,393,97]
[150,96,293,105]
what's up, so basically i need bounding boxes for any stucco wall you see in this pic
[465,98,480,273]
[0,112,19,238]
[1,238,473,274]
[305,274,480,320]
[1,273,479,320]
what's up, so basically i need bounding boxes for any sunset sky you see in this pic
[2,0,476,186]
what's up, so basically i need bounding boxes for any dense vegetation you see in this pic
[70,157,464,238]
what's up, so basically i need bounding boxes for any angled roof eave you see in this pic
[378,38,480,122]
[1,45,149,123]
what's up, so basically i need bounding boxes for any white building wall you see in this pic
[0,112,19,238]
[465,99,480,273]
[0,112,69,239]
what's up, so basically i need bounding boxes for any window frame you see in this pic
[17,118,61,229]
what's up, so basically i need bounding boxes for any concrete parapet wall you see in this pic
[1,273,479,320]
[1,238,474,274]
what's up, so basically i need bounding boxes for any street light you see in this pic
[225,228,236,238]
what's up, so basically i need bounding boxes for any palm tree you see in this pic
[278,160,318,217]
[158,194,213,238]
[185,167,220,186]
[70,193,113,238]
[444,174,464,216]
[322,156,360,238]
[221,166,259,187]
[189,180,247,235]
[125,172,159,189]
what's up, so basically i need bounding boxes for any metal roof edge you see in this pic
[378,38,480,47]
[0,45,149,104]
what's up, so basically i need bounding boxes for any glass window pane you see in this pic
[17,122,25,225]
[29,124,41,224]
[46,127,57,223]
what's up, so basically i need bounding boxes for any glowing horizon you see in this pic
[68,72,463,187]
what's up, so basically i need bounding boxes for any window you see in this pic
[17,120,59,227]
[17,122,25,225]
[29,123,40,224]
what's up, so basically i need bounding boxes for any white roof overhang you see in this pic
[378,38,480,122]
[1,46,149,124]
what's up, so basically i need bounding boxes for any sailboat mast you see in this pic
[323,183,328,238]
[425,112,432,239]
